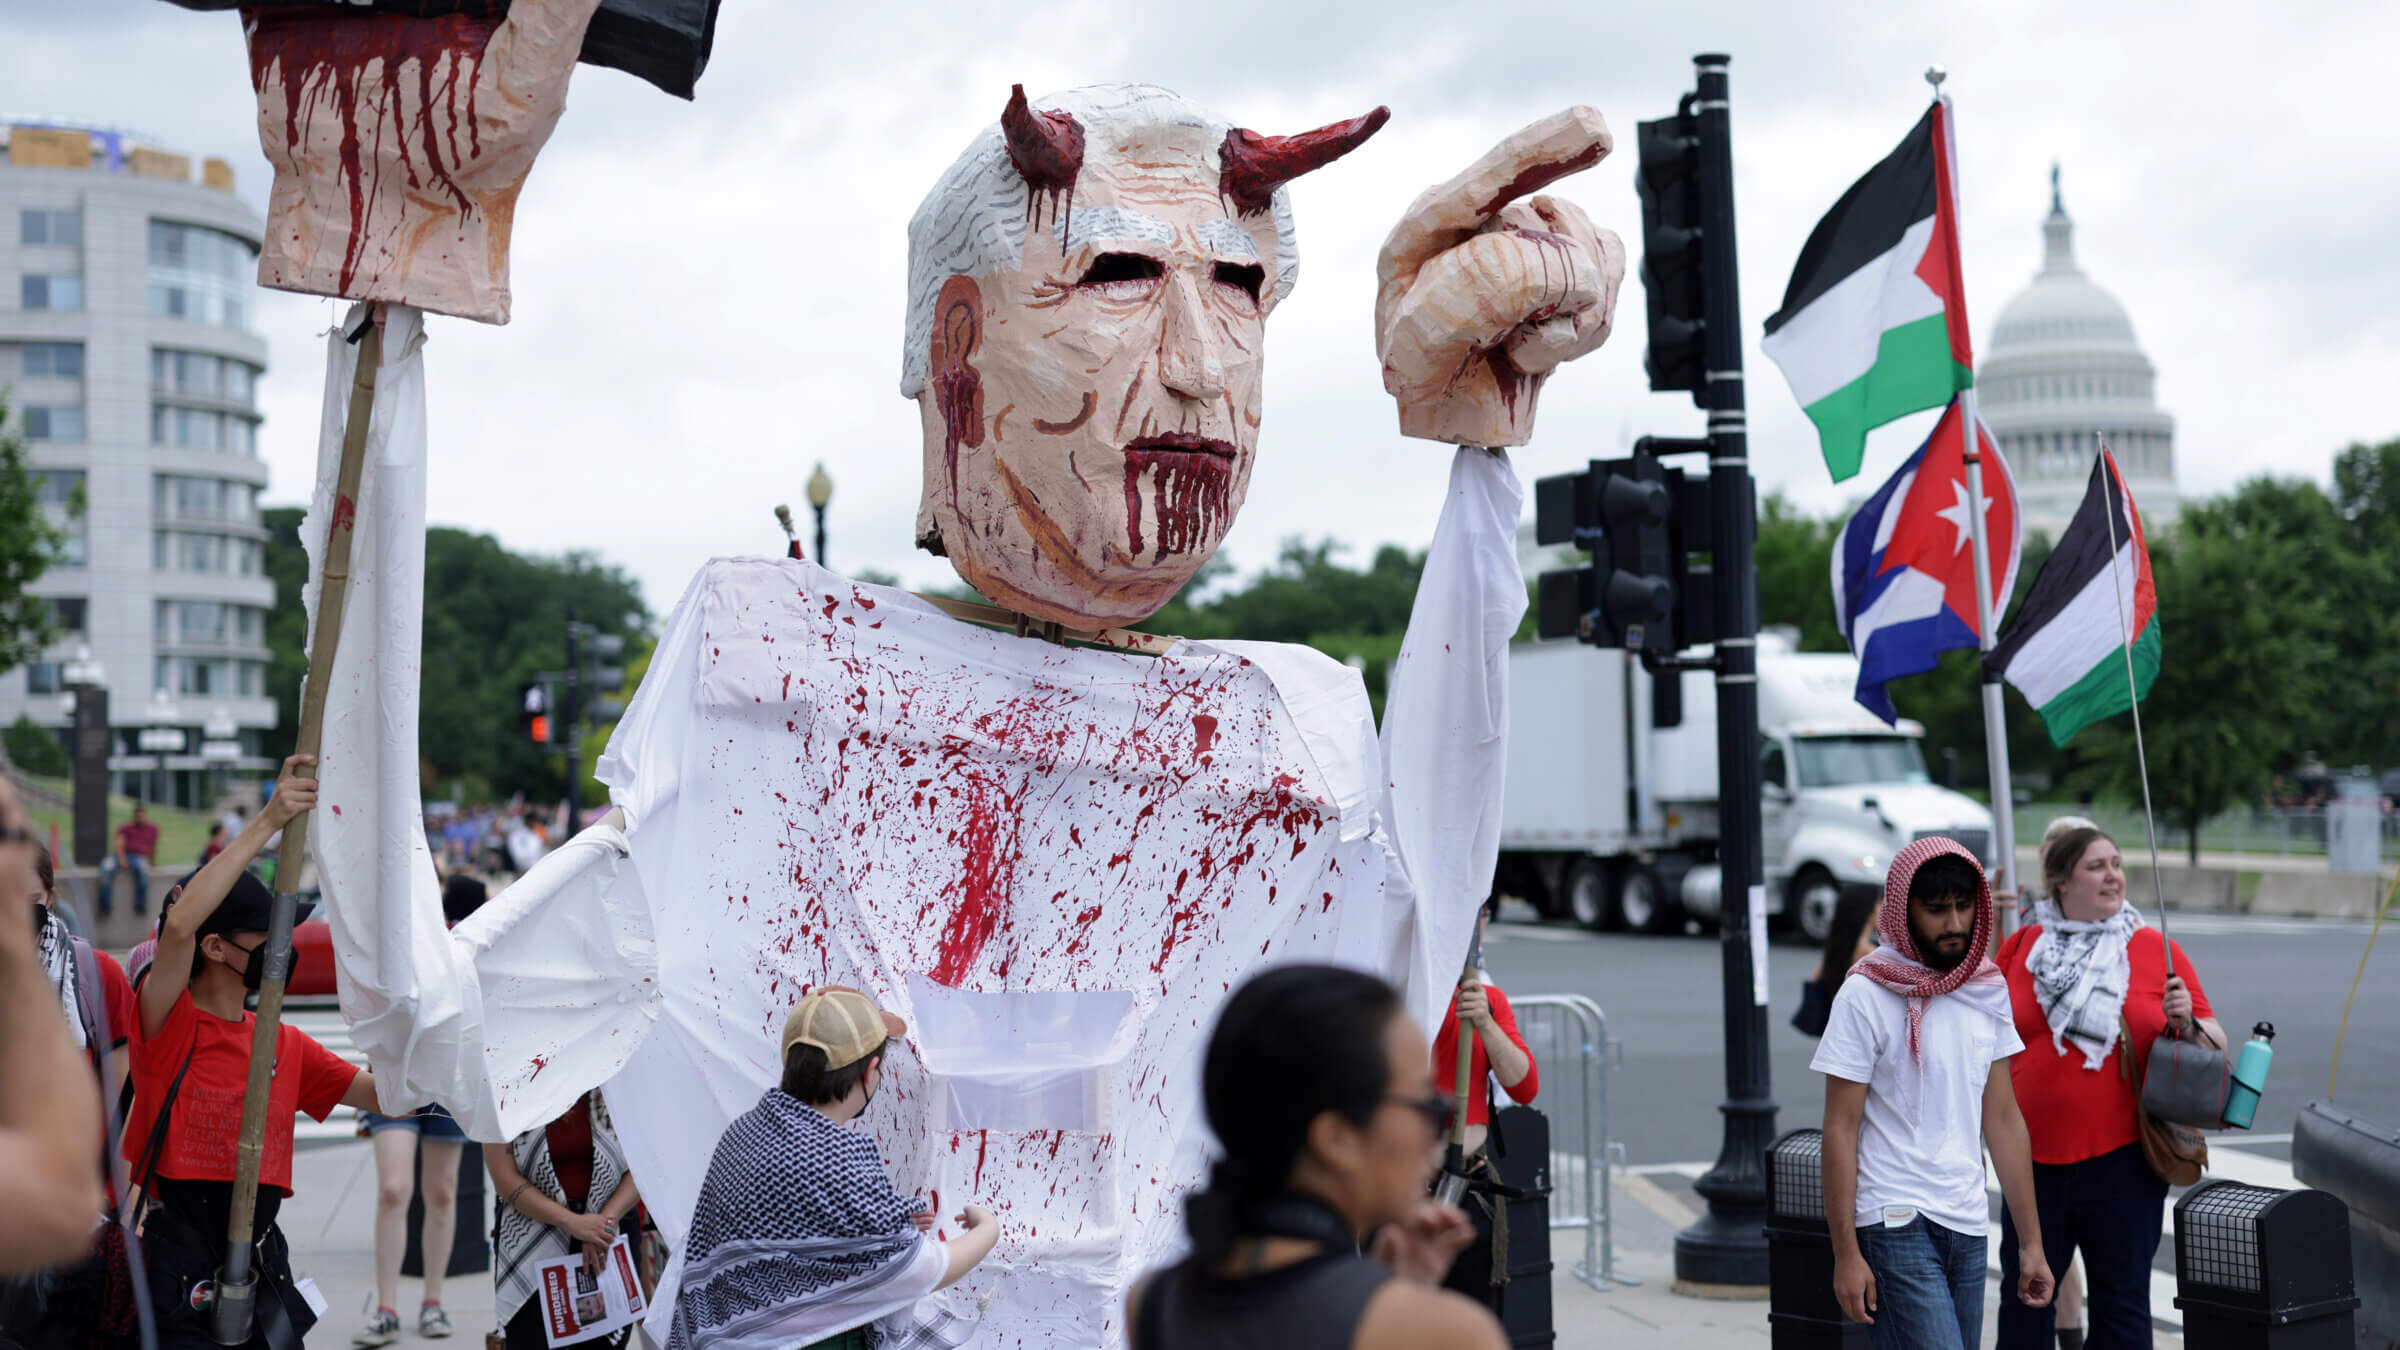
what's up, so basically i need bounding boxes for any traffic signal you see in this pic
[521,682,550,744]
[1636,102,1707,400]
[1533,453,1676,652]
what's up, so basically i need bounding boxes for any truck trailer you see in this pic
[1494,630,1999,942]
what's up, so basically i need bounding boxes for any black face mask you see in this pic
[223,938,268,992]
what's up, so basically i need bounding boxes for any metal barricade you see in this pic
[1512,993,1635,1290]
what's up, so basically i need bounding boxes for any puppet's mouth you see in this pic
[1123,433,1235,461]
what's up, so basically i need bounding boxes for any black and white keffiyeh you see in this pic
[2025,898,2145,1069]
[36,906,87,1050]
[669,1092,971,1350]
[495,1093,632,1332]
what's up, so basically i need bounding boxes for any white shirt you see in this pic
[1809,976,2023,1236]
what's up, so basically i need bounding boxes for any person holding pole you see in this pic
[1428,897,1538,1309]
[124,754,381,1348]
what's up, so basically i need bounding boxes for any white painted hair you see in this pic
[898,82,1302,398]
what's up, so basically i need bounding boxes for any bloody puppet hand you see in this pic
[243,0,602,325]
[1375,107,1627,448]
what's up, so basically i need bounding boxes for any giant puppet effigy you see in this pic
[249,51,1625,1346]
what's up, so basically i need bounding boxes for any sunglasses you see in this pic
[1386,1092,1456,1136]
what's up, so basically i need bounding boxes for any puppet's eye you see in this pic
[1078,254,1164,287]
[1212,262,1265,302]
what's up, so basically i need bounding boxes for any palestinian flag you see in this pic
[1987,451,2158,746]
[1763,98,1973,482]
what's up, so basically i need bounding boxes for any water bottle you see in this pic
[2222,1021,2276,1129]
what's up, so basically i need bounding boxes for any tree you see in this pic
[3,713,67,778]
[2080,499,2336,864]
[1753,493,1842,652]
[264,509,650,801]
[0,397,74,677]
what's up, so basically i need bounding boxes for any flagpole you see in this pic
[1927,66,2023,925]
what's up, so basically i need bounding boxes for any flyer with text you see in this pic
[537,1234,646,1349]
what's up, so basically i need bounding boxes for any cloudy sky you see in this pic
[8,0,2395,619]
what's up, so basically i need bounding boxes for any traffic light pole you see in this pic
[1671,51,1778,1292]
[562,609,581,827]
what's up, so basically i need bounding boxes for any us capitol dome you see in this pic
[1978,167,2179,541]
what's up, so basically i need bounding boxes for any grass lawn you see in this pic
[23,787,218,871]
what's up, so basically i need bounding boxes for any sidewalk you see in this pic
[281,1138,2191,1349]
[282,1140,500,1345]
[1552,1173,2189,1350]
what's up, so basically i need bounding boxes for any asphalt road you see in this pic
[1481,903,2400,1168]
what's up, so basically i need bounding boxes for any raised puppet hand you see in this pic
[1376,107,1627,447]
[244,0,604,325]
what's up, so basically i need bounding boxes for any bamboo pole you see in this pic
[213,313,382,1344]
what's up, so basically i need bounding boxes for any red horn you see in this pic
[1218,106,1391,216]
[1001,84,1085,195]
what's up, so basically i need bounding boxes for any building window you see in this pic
[21,343,84,378]
[26,663,62,695]
[22,406,85,441]
[238,661,262,697]
[20,275,83,311]
[150,349,259,409]
[148,221,256,330]
[43,597,86,634]
[19,209,81,246]
[153,474,256,523]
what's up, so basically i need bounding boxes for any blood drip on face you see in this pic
[246,8,500,294]
[1122,450,1232,562]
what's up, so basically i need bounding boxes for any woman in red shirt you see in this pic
[1429,899,1538,1311]
[1993,826,2223,1350]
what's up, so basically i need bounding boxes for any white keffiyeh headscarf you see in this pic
[2024,898,2145,1069]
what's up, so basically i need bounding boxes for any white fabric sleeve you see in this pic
[1376,447,1527,1037]
[1808,979,1884,1085]
[1994,1018,2025,1061]
[307,303,660,1143]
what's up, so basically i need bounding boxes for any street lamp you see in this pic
[806,462,833,571]
[141,690,186,807]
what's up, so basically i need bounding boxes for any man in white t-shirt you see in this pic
[1811,836,2054,1350]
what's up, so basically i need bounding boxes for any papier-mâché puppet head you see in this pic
[902,84,1386,629]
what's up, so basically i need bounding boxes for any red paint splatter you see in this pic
[245,9,500,294]
[973,1130,990,1193]
[1123,442,1232,561]
[1192,714,1218,757]
[526,1053,549,1078]
[1474,140,1607,218]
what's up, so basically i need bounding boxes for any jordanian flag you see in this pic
[1987,451,2158,746]
[1763,99,1972,482]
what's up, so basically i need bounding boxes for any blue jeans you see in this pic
[99,853,151,915]
[1855,1216,1988,1350]
[1997,1142,2167,1349]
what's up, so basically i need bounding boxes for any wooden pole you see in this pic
[214,313,382,1343]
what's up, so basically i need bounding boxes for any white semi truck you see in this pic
[1494,630,2000,942]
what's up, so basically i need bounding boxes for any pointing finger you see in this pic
[1378,106,1613,292]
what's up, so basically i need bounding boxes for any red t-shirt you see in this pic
[116,821,159,859]
[1996,924,2216,1165]
[546,1097,596,1210]
[121,991,357,1195]
[96,948,136,1051]
[1432,983,1540,1128]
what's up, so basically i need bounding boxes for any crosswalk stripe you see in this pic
[287,1009,367,1144]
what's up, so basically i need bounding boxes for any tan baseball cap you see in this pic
[781,986,907,1070]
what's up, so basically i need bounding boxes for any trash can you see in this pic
[2292,1099,2400,1346]
[1763,1129,1868,1348]
[402,1135,490,1278]
[2171,1181,2356,1348]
